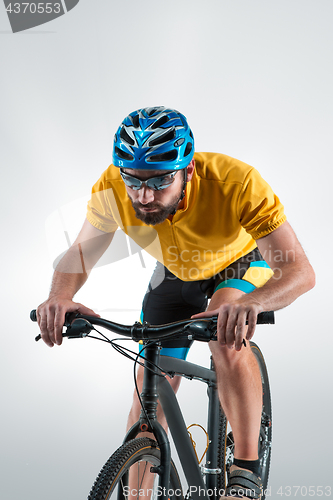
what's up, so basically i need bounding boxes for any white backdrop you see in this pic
[1,1,332,499]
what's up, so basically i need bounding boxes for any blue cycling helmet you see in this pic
[112,106,194,170]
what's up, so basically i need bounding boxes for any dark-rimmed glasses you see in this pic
[120,169,178,191]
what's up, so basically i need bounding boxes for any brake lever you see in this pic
[201,318,247,347]
[34,316,93,342]
[64,318,93,339]
[209,333,247,347]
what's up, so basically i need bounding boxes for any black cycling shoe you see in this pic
[223,467,263,499]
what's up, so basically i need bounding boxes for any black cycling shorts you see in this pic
[140,248,272,359]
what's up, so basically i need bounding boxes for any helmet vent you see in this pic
[184,143,193,157]
[146,107,159,116]
[147,150,178,162]
[120,127,135,146]
[115,146,134,161]
[149,129,175,147]
[130,114,140,128]
[151,115,169,129]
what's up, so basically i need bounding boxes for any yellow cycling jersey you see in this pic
[86,152,286,281]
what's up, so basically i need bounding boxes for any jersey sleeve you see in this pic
[86,177,119,233]
[237,168,287,240]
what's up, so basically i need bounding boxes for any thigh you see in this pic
[208,287,252,358]
[207,248,274,357]
[141,262,208,357]
[211,247,274,296]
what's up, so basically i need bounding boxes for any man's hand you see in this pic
[37,297,99,348]
[192,296,263,351]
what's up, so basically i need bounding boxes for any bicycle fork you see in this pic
[124,344,171,500]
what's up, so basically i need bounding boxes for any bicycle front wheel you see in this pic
[88,437,183,500]
[217,342,272,499]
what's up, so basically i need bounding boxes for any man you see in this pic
[37,107,315,499]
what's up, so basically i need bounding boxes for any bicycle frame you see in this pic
[124,343,222,500]
[30,308,274,500]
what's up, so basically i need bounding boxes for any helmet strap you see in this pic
[179,167,187,202]
[170,168,187,216]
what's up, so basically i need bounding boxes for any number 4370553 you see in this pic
[5,3,61,14]
[277,486,331,496]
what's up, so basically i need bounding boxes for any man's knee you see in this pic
[209,340,255,368]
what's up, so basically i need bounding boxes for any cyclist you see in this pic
[36,107,315,499]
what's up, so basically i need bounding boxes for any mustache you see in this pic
[133,202,162,210]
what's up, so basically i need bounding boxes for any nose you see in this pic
[137,185,155,204]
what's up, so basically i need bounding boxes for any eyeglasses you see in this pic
[120,169,178,191]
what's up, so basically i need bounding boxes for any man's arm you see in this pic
[250,221,315,311]
[37,219,115,347]
[192,221,315,349]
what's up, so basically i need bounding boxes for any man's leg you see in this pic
[207,287,262,461]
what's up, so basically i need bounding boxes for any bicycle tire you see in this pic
[216,342,272,499]
[88,437,183,500]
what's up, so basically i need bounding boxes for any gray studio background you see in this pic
[1,1,332,499]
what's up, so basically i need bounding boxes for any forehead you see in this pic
[122,168,174,179]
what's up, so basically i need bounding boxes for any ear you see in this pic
[185,159,195,182]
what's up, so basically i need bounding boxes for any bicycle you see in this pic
[31,310,273,500]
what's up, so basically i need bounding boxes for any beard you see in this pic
[129,189,183,225]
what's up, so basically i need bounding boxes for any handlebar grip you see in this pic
[30,310,41,341]
[30,309,83,342]
[257,311,275,324]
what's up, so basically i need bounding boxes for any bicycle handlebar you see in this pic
[30,309,274,343]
